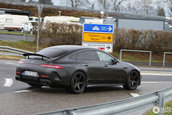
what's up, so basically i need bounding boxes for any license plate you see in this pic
[23,71,39,77]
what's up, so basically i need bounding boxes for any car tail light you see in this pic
[18,61,24,64]
[16,72,21,74]
[41,75,49,78]
[40,64,63,69]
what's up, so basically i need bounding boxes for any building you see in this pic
[0,0,22,2]
[0,8,31,16]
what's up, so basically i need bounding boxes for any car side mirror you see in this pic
[109,59,119,65]
[109,59,115,65]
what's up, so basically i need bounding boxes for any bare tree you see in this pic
[126,0,157,15]
[155,0,172,16]
[84,0,96,9]
[140,0,154,15]
[68,0,82,8]
[98,0,110,11]
[97,0,126,12]
[111,0,126,12]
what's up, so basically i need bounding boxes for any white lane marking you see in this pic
[141,71,172,76]
[3,78,13,87]
[14,90,32,93]
[0,68,15,70]
[142,81,172,83]
[6,62,18,66]
[140,68,172,71]
[130,93,140,97]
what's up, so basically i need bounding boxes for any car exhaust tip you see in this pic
[15,75,21,81]
[40,79,52,86]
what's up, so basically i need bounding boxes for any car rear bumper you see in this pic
[16,74,69,87]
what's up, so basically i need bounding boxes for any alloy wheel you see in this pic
[70,72,87,93]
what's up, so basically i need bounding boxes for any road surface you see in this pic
[0,34,34,42]
[0,60,172,115]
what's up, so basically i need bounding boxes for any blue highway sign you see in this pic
[83,24,114,33]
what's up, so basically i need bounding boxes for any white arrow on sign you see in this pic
[108,26,112,31]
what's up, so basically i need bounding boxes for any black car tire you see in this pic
[69,71,87,94]
[28,83,42,88]
[123,71,140,90]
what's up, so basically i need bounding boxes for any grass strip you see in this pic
[145,101,172,115]
[0,31,33,36]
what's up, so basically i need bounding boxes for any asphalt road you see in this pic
[0,60,172,115]
[0,34,34,42]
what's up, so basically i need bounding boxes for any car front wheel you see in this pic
[123,71,140,90]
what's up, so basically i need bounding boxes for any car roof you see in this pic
[47,45,98,52]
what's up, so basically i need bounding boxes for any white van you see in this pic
[43,16,80,25]
[0,14,29,31]
[80,17,103,24]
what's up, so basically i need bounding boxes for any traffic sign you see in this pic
[83,24,114,33]
[83,32,113,43]
[82,42,113,53]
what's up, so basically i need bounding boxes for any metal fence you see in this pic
[0,46,32,56]
[38,86,172,115]
[163,52,172,67]
[120,49,152,66]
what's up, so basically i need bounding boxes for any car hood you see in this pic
[119,61,140,72]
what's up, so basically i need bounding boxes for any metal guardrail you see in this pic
[38,86,172,115]
[120,49,152,66]
[0,46,32,56]
[163,52,172,67]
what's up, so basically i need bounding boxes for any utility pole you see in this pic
[37,5,43,52]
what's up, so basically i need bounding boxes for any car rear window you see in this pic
[37,47,68,58]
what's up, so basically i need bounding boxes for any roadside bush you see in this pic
[39,23,172,54]
[115,29,172,53]
[39,23,82,47]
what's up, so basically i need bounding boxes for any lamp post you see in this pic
[100,11,104,19]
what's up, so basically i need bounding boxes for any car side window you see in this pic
[96,51,114,62]
[71,51,99,61]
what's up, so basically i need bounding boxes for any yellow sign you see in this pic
[83,32,113,43]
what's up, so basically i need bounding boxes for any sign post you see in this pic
[36,5,43,52]
[82,24,114,53]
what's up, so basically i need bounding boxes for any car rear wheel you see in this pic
[28,83,42,88]
[123,71,140,90]
[69,71,87,94]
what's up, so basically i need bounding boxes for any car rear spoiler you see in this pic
[23,53,50,60]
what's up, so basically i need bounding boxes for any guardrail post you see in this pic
[156,92,165,115]
[120,49,122,61]
[163,52,166,67]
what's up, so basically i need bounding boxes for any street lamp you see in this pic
[100,11,104,19]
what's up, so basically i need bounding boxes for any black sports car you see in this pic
[16,45,141,93]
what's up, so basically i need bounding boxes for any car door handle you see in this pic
[123,67,128,69]
[83,64,88,67]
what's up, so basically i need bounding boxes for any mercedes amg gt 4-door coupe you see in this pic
[16,45,141,94]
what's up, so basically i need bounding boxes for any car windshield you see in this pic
[37,47,68,58]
